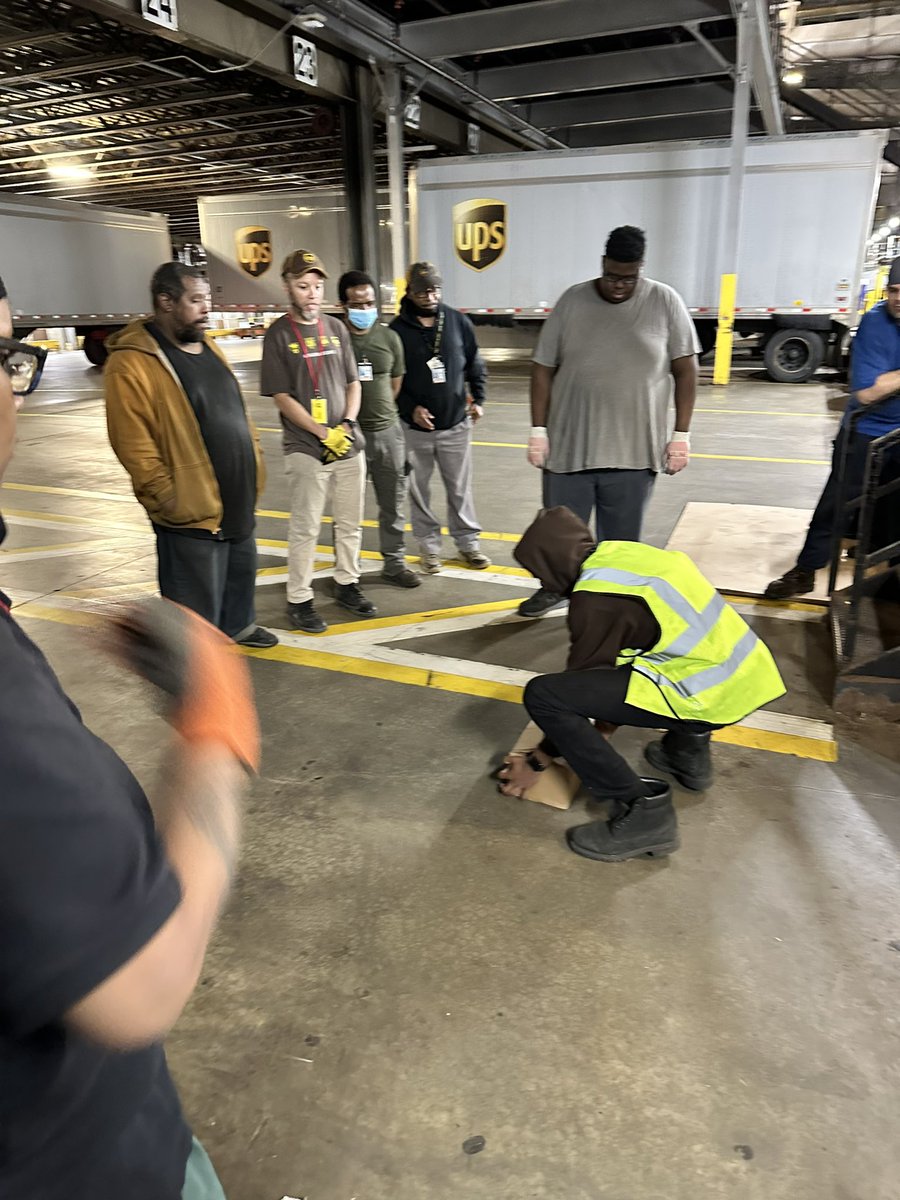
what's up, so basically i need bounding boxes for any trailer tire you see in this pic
[83,327,110,367]
[763,328,824,383]
[693,321,716,358]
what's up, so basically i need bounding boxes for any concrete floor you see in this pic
[4,344,900,1200]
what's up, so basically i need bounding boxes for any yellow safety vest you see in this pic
[573,542,786,724]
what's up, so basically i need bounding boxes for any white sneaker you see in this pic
[420,553,442,574]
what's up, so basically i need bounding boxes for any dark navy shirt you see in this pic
[846,301,900,437]
[0,591,192,1199]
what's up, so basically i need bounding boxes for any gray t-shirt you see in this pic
[533,277,699,473]
[259,312,361,459]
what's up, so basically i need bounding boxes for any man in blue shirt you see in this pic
[766,257,900,598]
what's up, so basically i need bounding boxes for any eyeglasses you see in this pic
[601,272,639,288]
[0,337,48,396]
[412,287,441,299]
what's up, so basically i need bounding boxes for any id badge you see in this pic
[358,360,374,383]
[311,395,328,424]
[427,356,446,384]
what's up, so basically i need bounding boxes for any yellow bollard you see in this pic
[394,276,407,315]
[713,273,737,386]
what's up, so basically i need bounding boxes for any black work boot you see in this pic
[764,566,816,599]
[566,780,679,862]
[644,730,712,791]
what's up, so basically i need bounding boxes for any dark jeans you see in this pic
[524,666,718,803]
[542,467,655,540]
[154,525,257,639]
[797,427,900,570]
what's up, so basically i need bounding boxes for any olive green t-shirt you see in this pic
[347,322,406,433]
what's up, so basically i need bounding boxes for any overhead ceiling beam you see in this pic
[472,39,735,101]
[14,165,348,202]
[565,109,764,147]
[0,23,93,51]
[0,54,144,90]
[797,57,900,89]
[745,0,784,133]
[0,90,251,138]
[399,0,730,61]
[519,81,734,129]
[0,74,206,113]
[0,128,336,180]
[0,103,304,159]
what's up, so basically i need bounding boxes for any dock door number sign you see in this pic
[140,0,178,30]
[293,36,318,88]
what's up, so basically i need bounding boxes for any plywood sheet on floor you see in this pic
[665,502,851,600]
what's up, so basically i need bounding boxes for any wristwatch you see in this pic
[525,751,547,773]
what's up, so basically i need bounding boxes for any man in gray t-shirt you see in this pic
[520,225,700,617]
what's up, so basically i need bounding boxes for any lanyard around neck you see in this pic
[288,313,325,395]
[420,308,444,359]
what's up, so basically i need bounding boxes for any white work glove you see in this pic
[527,426,549,468]
[664,431,691,475]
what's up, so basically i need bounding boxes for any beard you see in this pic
[175,321,207,344]
[409,298,438,318]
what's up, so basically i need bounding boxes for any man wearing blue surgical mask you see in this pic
[338,271,419,587]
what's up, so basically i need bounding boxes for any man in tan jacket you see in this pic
[106,262,276,648]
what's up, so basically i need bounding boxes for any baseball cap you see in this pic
[281,249,328,279]
[889,256,900,286]
[407,262,442,293]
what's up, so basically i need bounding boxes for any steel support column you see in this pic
[340,68,380,285]
[713,1,751,387]
[383,67,408,309]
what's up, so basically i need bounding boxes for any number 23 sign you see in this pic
[140,0,178,30]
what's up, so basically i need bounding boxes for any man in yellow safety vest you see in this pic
[498,507,785,862]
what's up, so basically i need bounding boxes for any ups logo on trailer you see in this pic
[235,226,273,277]
[453,198,506,272]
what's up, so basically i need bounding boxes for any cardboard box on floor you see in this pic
[510,721,580,810]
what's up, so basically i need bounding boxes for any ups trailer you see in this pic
[0,192,171,364]
[412,130,888,383]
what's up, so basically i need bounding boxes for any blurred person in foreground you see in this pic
[1,270,258,1198]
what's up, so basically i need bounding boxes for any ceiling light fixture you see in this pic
[782,69,805,86]
[889,216,900,229]
[47,162,94,181]
[297,8,327,30]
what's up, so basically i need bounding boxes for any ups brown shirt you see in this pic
[260,313,361,459]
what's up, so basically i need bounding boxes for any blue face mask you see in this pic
[347,307,378,331]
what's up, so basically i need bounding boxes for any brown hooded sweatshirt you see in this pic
[514,507,659,670]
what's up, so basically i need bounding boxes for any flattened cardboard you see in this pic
[509,721,580,810]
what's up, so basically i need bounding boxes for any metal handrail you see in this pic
[828,404,900,661]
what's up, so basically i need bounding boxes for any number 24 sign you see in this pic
[140,0,178,30]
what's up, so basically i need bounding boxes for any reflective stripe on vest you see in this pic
[579,566,726,660]
[573,545,786,723]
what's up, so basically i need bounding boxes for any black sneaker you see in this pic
[334,582,377,616]
[763,566,816,600]
[518,587,565,617]
[381,567,422,588]
[235,626,279,649]
[287,600,327,634]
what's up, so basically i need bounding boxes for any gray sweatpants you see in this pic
[542,467,655,540]
[364,421,409,574]
[403,419,481,555]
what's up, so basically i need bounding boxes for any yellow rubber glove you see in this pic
[320,423,352,464]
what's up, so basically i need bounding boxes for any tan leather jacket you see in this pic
[105,321,265,533]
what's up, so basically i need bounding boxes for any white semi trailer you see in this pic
[412,130,887,382]
[0,192,171,364]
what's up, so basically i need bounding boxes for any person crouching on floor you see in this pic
[499,508,785,862]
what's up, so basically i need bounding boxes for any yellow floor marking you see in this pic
[255,538,532,576]
[713,724,837,762]
[695,407,836,418]
[468,441,830,465]
[2,481,133,503]
[720,592,826,613]
[325,598,522,636]
[15,600,835,760]
[255,509,521,543]
[3,506,147,533]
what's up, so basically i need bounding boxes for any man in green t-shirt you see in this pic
[338,271,420,587]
